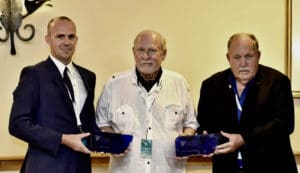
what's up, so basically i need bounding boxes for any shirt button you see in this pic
[148,127,151,130]
[147,161,150,164]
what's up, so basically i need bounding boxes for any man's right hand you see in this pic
[61,133,91,154]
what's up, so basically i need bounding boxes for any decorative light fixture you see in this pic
[0,0,53,55]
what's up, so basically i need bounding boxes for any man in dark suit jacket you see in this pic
[9,16,97,173]
[197,33,298,173]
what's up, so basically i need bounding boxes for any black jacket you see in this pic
[197,64,298,173]
[9,57,97,173]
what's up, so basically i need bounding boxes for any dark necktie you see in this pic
[63,67,75,102]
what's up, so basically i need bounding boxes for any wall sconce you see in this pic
[0,0,52,55]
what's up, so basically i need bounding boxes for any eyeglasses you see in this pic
[134,48,159,56]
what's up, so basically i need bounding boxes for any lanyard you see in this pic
[234,92,246,122]
[230,75,253,122]
[139,83,162,140]
[229,74,255,169]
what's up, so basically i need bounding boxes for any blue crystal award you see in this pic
[90,131,133,154]
[175,133,221,157]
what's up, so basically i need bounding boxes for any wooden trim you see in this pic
[91,153,110,167]
[0,154,110,170]
[0,156,23,170]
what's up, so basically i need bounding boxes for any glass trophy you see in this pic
[90,131,133,154]
[175,133,221,157]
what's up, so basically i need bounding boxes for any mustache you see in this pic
[238,68,251,72]
[140,61,153,64]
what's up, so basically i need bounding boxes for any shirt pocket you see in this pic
[164,104,184,130]
[112,104,136,133]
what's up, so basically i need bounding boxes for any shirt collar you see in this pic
[229,72,255,97]
[49,55,74,77]
[135,67,162,91]
[131,68,164,91]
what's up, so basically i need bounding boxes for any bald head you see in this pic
[133,30,167,52]
[226,33,261,85]
[45,16,78,65]
[227,33,259,52]
[47,16,76,36]
[132,30,167,80]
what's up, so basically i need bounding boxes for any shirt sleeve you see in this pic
[95,82,112,127]
[182,78,199,130]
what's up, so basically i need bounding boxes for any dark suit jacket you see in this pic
[197,65,298,173]
[9,57,97,173]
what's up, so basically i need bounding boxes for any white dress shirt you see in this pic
[50,56,87,126]
[95,68,199,173]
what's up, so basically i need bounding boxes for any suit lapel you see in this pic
[45,58,75,113]
[72,63,92,120]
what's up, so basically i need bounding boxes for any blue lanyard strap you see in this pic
[229,73,255,169]
[229,74,254,122]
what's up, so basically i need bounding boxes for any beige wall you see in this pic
[1,0,299,159]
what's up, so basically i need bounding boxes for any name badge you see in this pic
[140,139,152,158]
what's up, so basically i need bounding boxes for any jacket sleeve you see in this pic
[9,67,62,156]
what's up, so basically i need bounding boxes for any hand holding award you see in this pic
[90,131,133,154]
[175,133,221,157]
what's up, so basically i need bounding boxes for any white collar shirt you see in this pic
[95,68,199,173]
[50,55,87,126]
